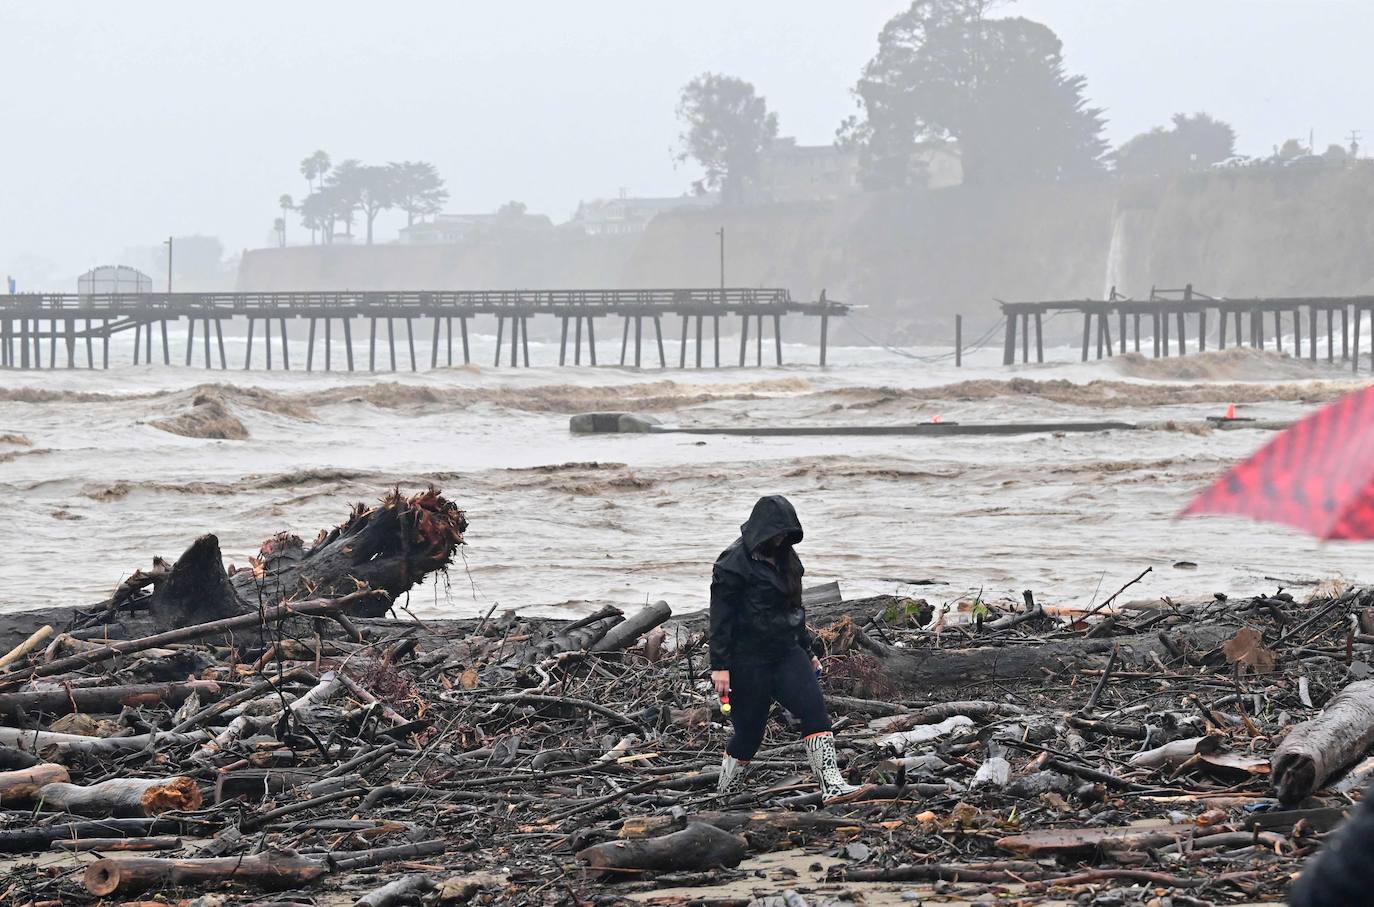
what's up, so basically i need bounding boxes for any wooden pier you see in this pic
[1000,286,1374,372]
[0,288,846,372]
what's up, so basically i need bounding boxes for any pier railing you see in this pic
[0,288,846,371]
[999,286,1374,371]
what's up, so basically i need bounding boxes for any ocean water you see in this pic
[1,325,1369,619]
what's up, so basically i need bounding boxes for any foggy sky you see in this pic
[2,1,1369,287]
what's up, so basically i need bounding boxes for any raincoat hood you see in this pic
[740,494,804,553]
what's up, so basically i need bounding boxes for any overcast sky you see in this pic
[2,1,1368,287]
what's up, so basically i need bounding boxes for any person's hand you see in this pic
[711,670,730,697]
[811,656,822,675]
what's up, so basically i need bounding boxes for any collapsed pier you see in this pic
[1001,285,1374,372]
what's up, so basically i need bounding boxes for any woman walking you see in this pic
[709,494,863,804]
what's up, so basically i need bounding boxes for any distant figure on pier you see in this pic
[708,494,865,805]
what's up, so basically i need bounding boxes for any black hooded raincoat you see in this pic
[708,495,813,670]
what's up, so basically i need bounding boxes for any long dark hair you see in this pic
[780,544,803,607]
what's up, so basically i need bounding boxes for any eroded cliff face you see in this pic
[236,164,1374,344]
[1120,165,1374,299]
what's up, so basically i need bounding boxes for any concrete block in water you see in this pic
[569,412,661,434]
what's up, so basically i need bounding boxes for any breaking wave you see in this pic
[0,377,815,416]
[1109,348,1335,382]
[820,376,1352,410]
[149,390,250,440]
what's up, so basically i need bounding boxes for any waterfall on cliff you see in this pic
[1102,204,1128,299]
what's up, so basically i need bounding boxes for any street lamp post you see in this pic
[716,227,725,303]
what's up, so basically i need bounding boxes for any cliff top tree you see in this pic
[1278,138,1308,159]
[676,73,779,205]
[325,159,366,240]
[328,163,395,245]
[844,0,1107,189]
[1114,112,1237,176]
[389,161,448,227]
[297,190,333,244]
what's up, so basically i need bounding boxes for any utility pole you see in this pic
[1348,129,1362,158]
[716,227,725,303]
[164,236,173,293]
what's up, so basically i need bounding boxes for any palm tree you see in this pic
[273,217,287,248]
[277,195,293,245]
[298,151,331,243]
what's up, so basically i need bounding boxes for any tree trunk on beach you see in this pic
[864,621,1239,693]
[228,488,466,618]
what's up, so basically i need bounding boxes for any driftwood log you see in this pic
[997,823,1233,858]
[54,836,182,852]
[1273,679,1374,804]
[620,810,863,843]
[84,850,328,896]
[0,590,383,690]
[227,488,466,621]
[0,625,52,670]
[523,605,624,664]
[148,534,244,628]
[38,776,201,817]
[866,621,1240,692]
[1130,735,1222,770]
[0,819,190,853]
[88,489,464,630]
[0,727,208,759]
[0,680,221,721]
[591,601,672,653]
[0,763,68,804]
[354,874,436,907]
[0,745,41,771]
[577,822,747,874]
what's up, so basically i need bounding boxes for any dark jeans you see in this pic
[725,645,832,761]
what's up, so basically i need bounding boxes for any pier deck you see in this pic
[0,288,846,371]
[1000,286,1374,372]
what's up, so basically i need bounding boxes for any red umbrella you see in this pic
[1182,386,1374,539]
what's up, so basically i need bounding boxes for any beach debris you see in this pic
[1223,626,1276,674]
[0,504,1365,904]
[1273,678,1374,803]
[577,822,748,874]
[878,715,974,751]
